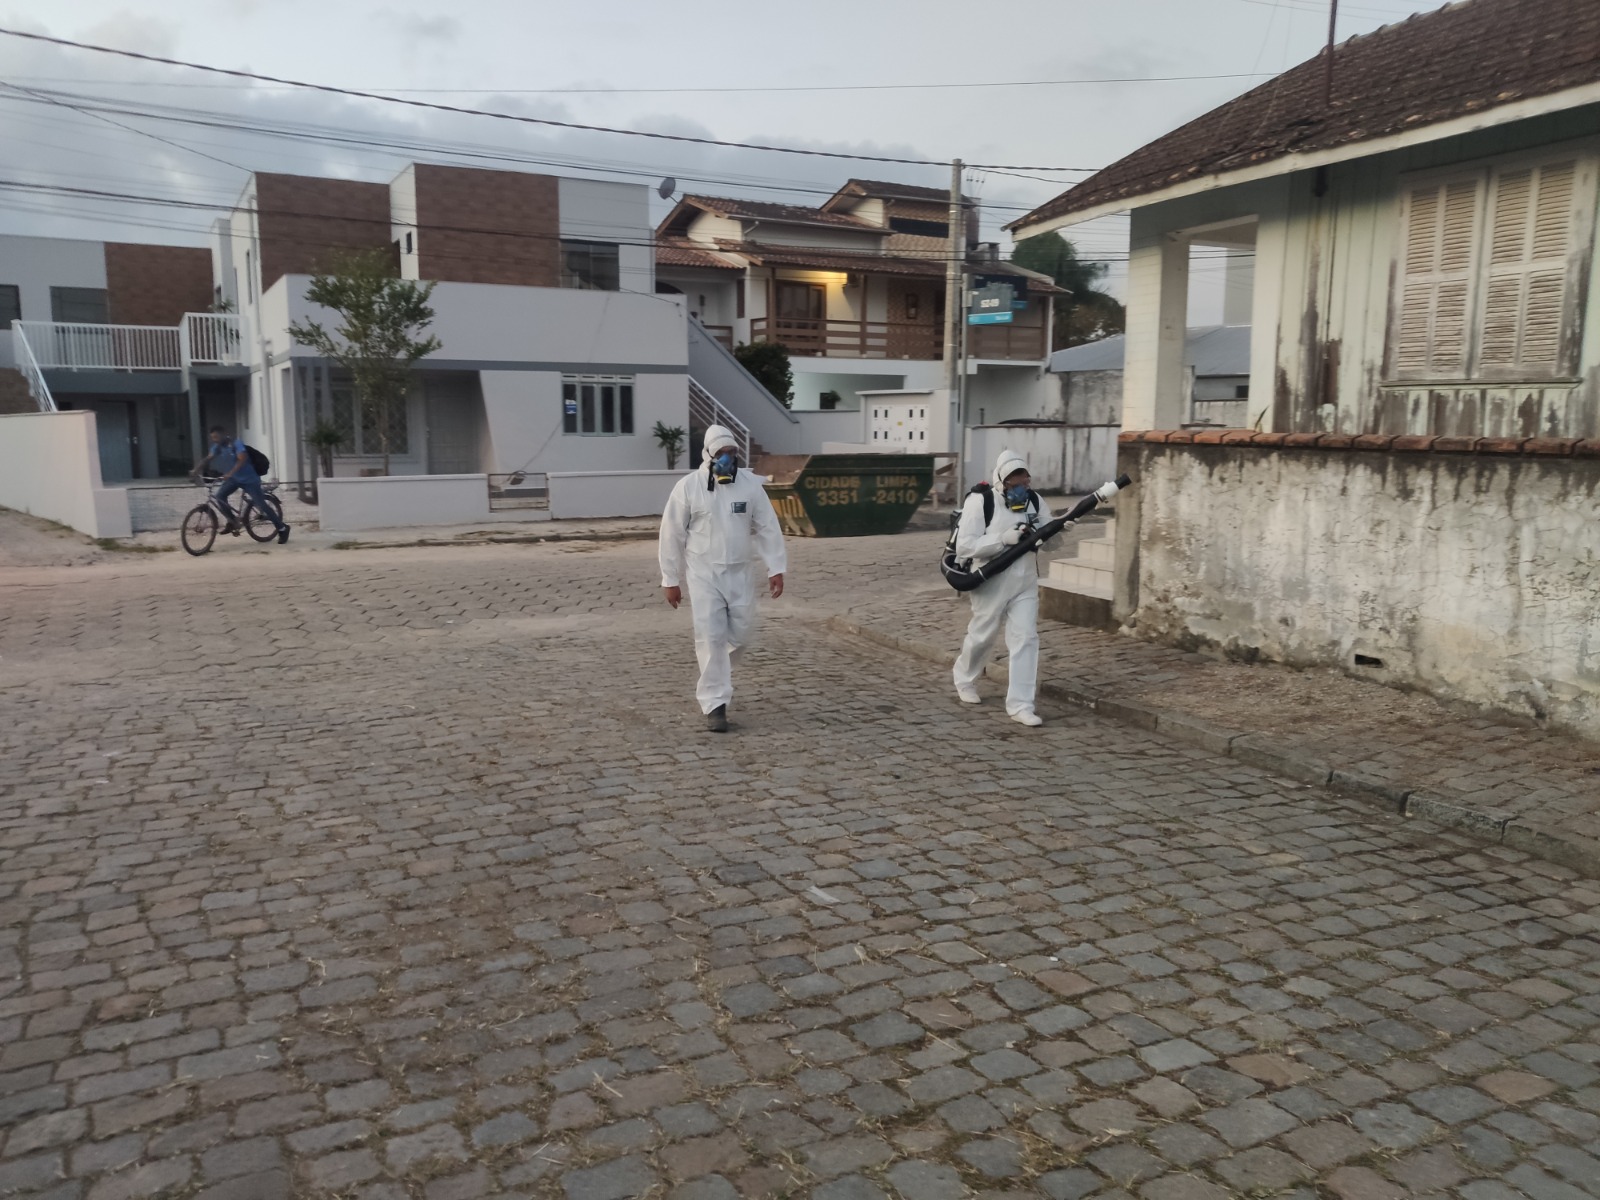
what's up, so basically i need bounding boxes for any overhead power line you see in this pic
[0,178,1249,264]
[0,27,1095,172]
[0,70,1281,96]
[0,87,1068,213]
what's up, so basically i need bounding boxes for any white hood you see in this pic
[703,425,738,464]
[993,449,1029,485]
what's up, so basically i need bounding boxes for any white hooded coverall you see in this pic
[952,449,1053,717]
[659,425,789,714]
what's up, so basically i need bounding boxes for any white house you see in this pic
[1009,0,1600,739]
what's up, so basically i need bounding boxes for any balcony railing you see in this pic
[750,317,941,360]
[182,313,245,366]
[967,322,1048,361]
[10,322,56,412]
[11,314,243,372]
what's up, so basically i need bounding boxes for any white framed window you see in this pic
[330,376,410,456]
[561,374,635,436]
[1389,152,1595,383]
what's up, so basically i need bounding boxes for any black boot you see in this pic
[707,704,728,733]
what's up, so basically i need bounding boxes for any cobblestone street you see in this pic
[2,535,1599,1200]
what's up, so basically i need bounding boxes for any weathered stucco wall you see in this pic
[1116,432,1600,739]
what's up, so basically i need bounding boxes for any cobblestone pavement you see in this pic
[826,521,1600,853]
[2,539,1599,1200]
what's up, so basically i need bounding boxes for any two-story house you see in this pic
[654,178,1062,452]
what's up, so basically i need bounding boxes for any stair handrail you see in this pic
[688,377,752,465]
[11,321,57,412]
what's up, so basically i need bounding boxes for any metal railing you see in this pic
[13,320,182,371]
[749,316,940,360]
[10,322,56,412]
[688,377,752,465]
[181,313,244,366]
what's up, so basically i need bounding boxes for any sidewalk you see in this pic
[814,524,1600,878]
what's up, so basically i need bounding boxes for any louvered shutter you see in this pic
[1477,160,1577,376]
[1393,178,1481,378]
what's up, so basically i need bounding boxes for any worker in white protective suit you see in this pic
[951,449,1053,725]
[659,425,788,732]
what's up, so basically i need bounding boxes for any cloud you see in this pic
[395,13,462,43]
[77,11,180,57]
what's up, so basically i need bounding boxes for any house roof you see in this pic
[655,237,743,271]
[724,242,947,278]
[667,194,884,233]
[1011,0,1600,230]
[821,178,962,211]
[1049,325,1252,375]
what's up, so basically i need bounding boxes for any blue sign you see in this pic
[968,311,1014,325]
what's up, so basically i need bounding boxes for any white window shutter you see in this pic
[1478,160,1577,374]
[1393,178,1480,377]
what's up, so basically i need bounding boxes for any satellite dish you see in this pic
[657,176,677,200]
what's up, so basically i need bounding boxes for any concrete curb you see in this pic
[328,528,661,551]
[823,614,1600,879]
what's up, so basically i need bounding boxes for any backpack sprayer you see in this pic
[941,474,1132,592]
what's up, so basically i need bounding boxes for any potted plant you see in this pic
[653,421,686,470]
[303,419,345,502]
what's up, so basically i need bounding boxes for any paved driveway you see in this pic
[1,540,1597,1199]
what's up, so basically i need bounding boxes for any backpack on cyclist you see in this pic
[245,445,271,475]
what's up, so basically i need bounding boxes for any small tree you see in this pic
[734,342,794,409]
[289,249,442,476]
[303,418,344,487]
[652,421,686,470]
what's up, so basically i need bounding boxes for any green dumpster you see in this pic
[761,454,935,537]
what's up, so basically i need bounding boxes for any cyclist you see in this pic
[189,426,290,544]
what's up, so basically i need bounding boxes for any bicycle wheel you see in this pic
[180,504,218,556]
[245,494,284,542]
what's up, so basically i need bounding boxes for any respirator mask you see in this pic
[1004,483,1031,513]
[711,450,737,485]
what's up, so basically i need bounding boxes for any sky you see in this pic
[0,0,1447,315]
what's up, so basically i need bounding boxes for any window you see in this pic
[329,377,409,456]
[560,240,621,291]
[1234,384,1250,399]
[905,292,920,321]
[1391,156,1590,382]
[0,284,19,326]
[562,374,634,436]
[776,282,824,321]
[49,287,108,324]
[890,216,949,239]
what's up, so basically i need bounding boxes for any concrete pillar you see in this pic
[1122,221,1191,431]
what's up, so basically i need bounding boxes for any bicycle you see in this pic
[180,475,285,556]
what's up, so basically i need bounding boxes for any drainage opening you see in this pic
[1353,654,1385,668]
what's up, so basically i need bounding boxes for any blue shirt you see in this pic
[208,439,259,484]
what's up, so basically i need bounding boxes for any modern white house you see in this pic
[1009,0,1600,740]
[5,164,797,530]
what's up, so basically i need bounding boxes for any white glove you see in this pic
[1001,526,1027,546]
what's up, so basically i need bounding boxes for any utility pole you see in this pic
[1323,0,1339,108]
[942,158,966,498]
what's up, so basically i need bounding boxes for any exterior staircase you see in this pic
[1039,518,1118,631]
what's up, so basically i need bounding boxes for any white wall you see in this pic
[392,165,420,281]
[559,177,653,295]
[0,410,132,537]
[547,470,680,518]
[1119,441,1600,739]
[0,234,108,369]
[965,424,1067,492]
[480,370,686,475]
[966,366,1059,425]
[317,473,491,531]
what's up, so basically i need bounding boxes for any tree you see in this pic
[288,249,442,476]
[733,342,794,409]
[1010,232,1126,349]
